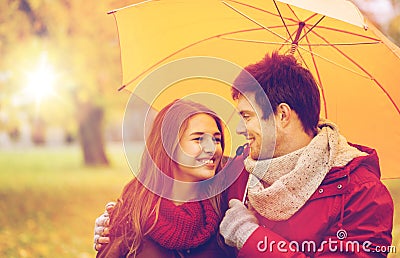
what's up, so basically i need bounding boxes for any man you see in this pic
[219,52,393,257]
[94,52,394,257]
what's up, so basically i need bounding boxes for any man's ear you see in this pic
[277,103,291,126]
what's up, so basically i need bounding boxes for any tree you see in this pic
[1,0,130,165]
[388,14,400,46]
[351,0,400,46]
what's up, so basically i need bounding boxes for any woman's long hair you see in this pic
[109,99,226,256]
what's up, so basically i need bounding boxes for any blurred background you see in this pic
[0,0,399,257]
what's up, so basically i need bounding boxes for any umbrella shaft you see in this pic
[290,22,306,55]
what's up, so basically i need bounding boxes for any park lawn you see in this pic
[0,145,134,258]
[0,145,399,257]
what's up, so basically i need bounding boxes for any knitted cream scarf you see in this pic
[244,120,367,221]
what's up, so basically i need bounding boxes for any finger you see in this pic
[105,202,116,213]
[94,235,100,245]
[228,199,242,208]
[93,235,100,251]
[95,214,109,227]
[95,226,105,235]
[98,236,110,244]
[94,243,103,251]
[102,227,110,236]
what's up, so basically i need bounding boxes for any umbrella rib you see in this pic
[286,2,302,21]
[296,44,369,79]
[224,0,298,23]
[224,0,379,41]
[285,2,329,26]
[297,25,373,79]
[301,35,328,118]
[221,37,293,45]
[107,0,153,14]
[119,31,380,92]
[110,13,127,91]
[283,3,368,38]
[303,30,400,116]
[299,15,326,42]
[272,0,293,42]
[300,42,380,46]
[119,28,269,90]
[222,1,288,42]
[221,37,380,47]
[307,28,380,77]
[307,26,381,42]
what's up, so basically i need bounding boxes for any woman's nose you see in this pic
[200,135,216,154]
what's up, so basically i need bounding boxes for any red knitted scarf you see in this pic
[146,198,220,250]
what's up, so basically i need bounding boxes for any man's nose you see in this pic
[236,119,248,136]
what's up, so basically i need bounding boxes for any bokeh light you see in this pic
[23,53,57,105]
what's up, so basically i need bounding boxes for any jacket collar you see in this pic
[323,143,380,184]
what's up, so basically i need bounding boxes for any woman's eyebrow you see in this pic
[189,132,203,136]
[189,132,221,136]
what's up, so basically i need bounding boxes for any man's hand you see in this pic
[94,202,115,251]
[219,199,259,250]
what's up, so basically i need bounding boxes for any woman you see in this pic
[96,99,234,258]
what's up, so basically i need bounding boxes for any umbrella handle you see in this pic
[235,143,248,156]
[235,143,249,205]
[224,143,250,205]
[242,175,250,205]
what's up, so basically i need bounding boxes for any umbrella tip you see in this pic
[118,85,126,91]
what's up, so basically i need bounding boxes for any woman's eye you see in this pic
[213,137,222,143]
[193,137,203,142]
[192,136,221,144]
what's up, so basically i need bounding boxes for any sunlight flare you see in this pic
[24,54,57,103]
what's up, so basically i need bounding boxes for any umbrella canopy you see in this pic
[109,0,400,179]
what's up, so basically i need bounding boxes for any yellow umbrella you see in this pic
[108,0,400,179]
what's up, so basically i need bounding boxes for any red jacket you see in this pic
[226,144,394,257]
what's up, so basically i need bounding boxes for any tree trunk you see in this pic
[78,103,109,166]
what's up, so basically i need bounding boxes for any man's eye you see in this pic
[242,114,251,120]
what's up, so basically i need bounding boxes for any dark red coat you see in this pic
[226,144,394,257]
[96,235,233,258]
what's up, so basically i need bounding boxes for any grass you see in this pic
[0,145,398,257]
[0,144,134,258]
